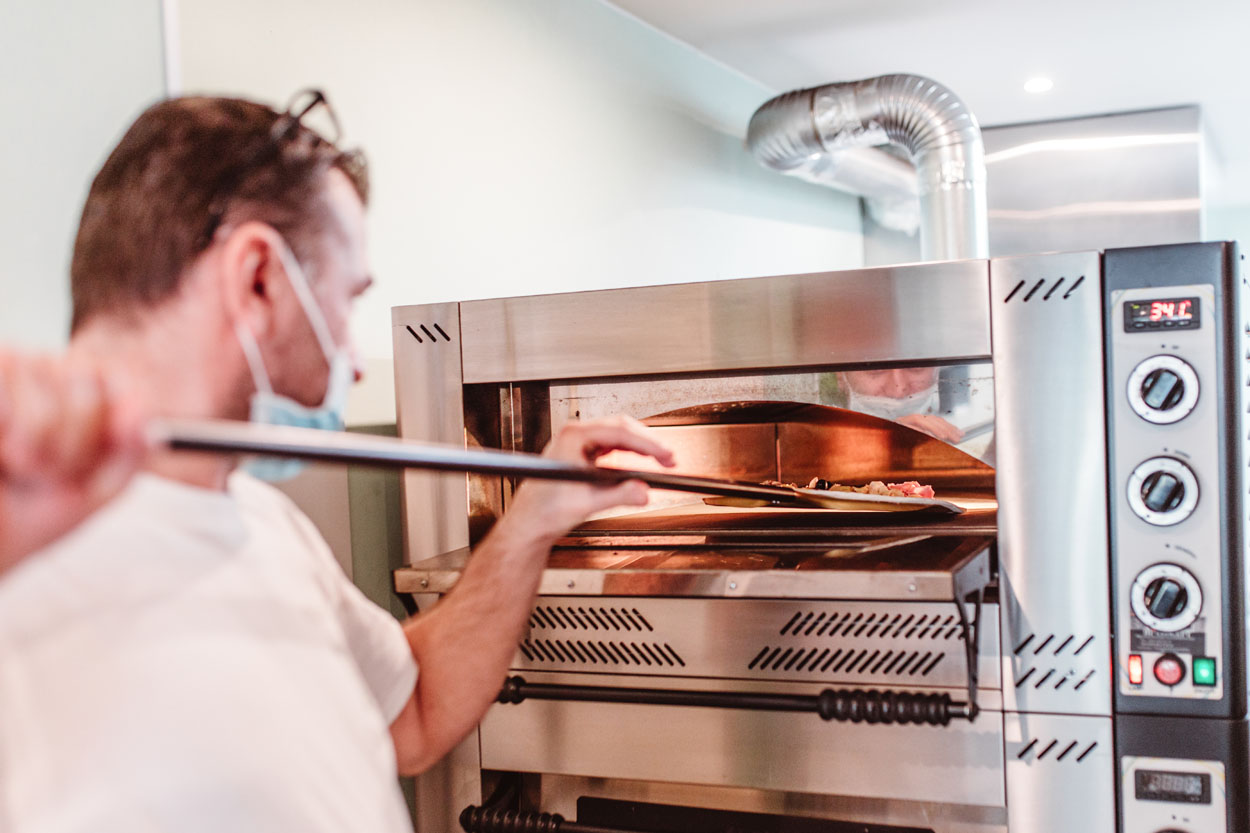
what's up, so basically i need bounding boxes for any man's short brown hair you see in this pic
[70,95,369,332]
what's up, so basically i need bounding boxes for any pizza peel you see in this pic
[151,418,962,514]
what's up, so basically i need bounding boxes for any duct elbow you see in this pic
[747,74,987,260]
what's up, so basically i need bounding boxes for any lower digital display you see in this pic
[1125,297,1201,331]
[1135,769,1212,804]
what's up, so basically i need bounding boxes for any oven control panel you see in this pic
[1108,278,1226,706]
[1120,756,1227,832]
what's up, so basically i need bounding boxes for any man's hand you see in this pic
[390,415,673,775]
[503,415,676,544]
[897,413,964,444]
[0,351,147,575]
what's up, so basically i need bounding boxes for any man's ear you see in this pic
[218,221,283,338]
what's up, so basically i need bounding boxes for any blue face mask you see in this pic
[234,239,355,482]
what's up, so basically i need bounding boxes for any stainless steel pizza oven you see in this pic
[391,242,1247,833]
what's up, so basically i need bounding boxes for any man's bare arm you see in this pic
[0,351,147,575]
[389,416,673,774]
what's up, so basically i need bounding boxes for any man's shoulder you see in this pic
[228,470,302,516]
[227,471,346,577]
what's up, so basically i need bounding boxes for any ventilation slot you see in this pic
[750,646,945,677]
[1012,633,1099,691]
[530,605,654,632]
[1002,275,1085,304]
[1021,280,1046,302]
[1015,738,1099,765]
[778,610,959,642]
[1013,633,1095,657]
[405,322,454,344]
[521,638,683,668]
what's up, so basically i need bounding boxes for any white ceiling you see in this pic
[610,0,1250,205]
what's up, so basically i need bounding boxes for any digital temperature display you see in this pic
[1125,297,1201,332]
[1134,769,1211,804]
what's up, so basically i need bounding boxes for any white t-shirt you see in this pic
[0,472,418,833]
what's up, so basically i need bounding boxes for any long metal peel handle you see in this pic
[150,418,802,502]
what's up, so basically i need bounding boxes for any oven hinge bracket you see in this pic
[954,586,983,721]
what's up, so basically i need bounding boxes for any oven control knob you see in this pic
[1128,355,1199,424]
[1127,457,1199,526]
[1143,369,1185,409]
[1145,578,1188,620]
[1141,471,1186,514]
[1131,563,1203,633]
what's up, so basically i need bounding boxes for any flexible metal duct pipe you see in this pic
[747,74,987,261]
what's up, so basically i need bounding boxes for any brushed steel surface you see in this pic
[984,107,1202,257]
[990,252,1112,716]
[395,537,991,601]
[538,774,1008,833]
[392,303,470,566]
[1004,713,1115,833]
[414,732,481,833]
[480,671,1006,808]
[509,597,1000,691]
[457,260,991,383]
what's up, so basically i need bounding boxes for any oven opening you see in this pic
[458,774,939,833]
[548,399,997,587]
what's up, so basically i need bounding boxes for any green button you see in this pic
[1193,656,1217,686]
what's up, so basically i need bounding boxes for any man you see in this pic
[839,367,963,443]
[0,350,147,574]
[0,93,672,831]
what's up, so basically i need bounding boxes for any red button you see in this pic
[1128,654,1144,685]
[1154,654,1186,687]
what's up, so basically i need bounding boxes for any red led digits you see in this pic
[1150,301,1177,321]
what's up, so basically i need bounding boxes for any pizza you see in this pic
[764,478,937,499]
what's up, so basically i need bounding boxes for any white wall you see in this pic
[0,0,166,348]
[1206,204,1250,251]
[172,0,863,423]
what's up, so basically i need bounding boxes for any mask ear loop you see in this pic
[234,320,275,396]
[272,241,340,364]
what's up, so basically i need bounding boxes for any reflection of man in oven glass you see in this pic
[840,367,964,443]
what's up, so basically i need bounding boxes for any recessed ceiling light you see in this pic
[1024,77,1054,94]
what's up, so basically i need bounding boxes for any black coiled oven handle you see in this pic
[497,675,976,725]
[460,806,626,833]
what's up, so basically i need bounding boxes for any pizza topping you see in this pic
[763,478,936,498]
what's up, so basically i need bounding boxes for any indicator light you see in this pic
[1128,654,1144,685]
[1193,657,1217,687]
[1153,654,1185,687]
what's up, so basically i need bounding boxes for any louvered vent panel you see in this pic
[1011,632,1099,692]
[1010,734,1101,765]
[513,598,998,690]
[1001,274,1086,304]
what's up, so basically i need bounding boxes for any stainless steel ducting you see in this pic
[747,74,988,261]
